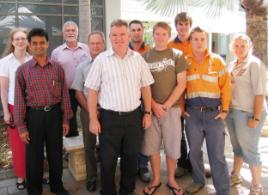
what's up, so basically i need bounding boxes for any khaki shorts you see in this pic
[142,107,182,160]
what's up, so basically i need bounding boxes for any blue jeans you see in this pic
[225,108,266,165]
[185,107,230,195]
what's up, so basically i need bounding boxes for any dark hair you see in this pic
[129,20,144,29]
[28,28,49,43]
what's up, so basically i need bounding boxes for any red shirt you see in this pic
[14,57,73,133]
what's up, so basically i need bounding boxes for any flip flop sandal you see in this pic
[167,183,184,195]
[16,180,26,190]
[143,182,162,195]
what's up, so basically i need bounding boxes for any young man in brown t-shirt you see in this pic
[142,22,187,195]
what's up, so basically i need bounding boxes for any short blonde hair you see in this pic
[153,22,171,37]
[230,34,253,54]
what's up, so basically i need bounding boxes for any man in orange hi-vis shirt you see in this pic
[184,27,231,195]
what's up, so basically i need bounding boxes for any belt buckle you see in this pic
[44,106,51,112]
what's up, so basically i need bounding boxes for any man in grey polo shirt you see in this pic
[85,19,154,195]
[71,31,105,192]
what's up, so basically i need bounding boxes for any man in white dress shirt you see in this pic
[85,19,154,195]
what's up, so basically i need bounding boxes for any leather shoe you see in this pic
[56,189,69,195]
[138,168,151,183]
[86,180,97,192]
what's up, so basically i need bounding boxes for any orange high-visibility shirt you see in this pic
[185,50,231,111]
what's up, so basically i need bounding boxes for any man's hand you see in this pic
[90,118,101,136]
[62,123,70,136]
[214,111,228,120]
[142,114,152,129]
[152,103,167,118]
[247,118,259,128]
[20,131,30,144]
[183,111,190,118]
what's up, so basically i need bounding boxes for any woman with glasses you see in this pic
[0,28,31,190]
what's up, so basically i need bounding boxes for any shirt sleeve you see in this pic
[217,57,231,111]
[175,54,188,74]
[250,60,267,96]
[139,55,154,87]
[0,59,9,78]
[14,67,28,133]
[59,66,73,123]
[85,56,102,91]
[71,63,84,91]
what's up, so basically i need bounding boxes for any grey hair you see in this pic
[62,21,78,32]
[230,33,253,54]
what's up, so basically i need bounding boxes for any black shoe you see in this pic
[138,168,151,183]
[86,180,97,192]
[65,132,79,137]
[56,190,69,195]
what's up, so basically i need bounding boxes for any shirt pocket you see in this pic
[49,79,62,98]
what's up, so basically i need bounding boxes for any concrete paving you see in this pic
[0,135,267,195]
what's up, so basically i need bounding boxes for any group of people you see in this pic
[0,11,266,195]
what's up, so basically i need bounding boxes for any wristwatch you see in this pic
[144,111,151,115]
[252,116,260,121]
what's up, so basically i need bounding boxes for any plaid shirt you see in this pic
[14,57,73,133]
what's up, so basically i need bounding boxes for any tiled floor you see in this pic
[1,135,268,195]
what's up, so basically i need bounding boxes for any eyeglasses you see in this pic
[13,37,27,42]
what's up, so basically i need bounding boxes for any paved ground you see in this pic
[0,135,267,195]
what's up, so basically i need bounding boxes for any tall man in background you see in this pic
[128,19,151,183]
[51,21,89,137]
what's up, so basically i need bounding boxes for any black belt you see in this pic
[189,106,220,112]
[100,107,140,116]
[27,103,60,112]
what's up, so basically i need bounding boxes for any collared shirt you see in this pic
[185,49,231,111]
[51,42,89,88]
[168,36,192,57]
[85,48,154,112]
[128,42,150,54]
[14,58,73,133]
[71,56,93,97]
[0,52,32,105]
[228,54,267,113]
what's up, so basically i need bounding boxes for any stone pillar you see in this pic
[79,0,91,44]
[246,11,268,65]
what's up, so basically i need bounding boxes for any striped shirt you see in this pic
[85,48,154,112]
[14,58,73,133]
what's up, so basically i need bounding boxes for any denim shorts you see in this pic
[225,108,266,165]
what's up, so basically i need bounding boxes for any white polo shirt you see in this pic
[0,53,32,105]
